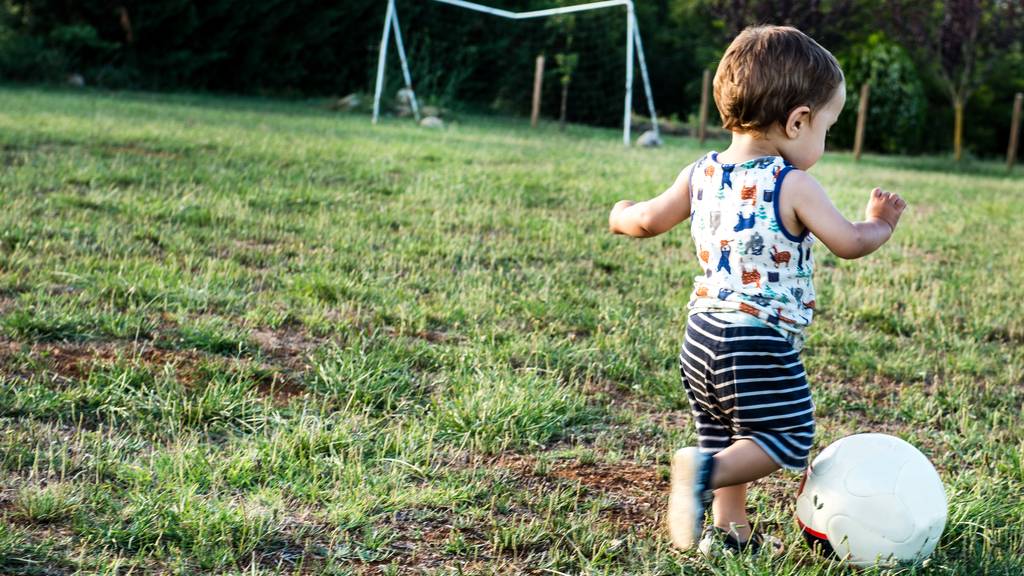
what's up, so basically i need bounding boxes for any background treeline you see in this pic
[1,0,1021,157]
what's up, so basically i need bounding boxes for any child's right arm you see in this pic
[608,163,694,238]
[786,171,906,259]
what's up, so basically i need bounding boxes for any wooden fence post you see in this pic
[854,82,870,161]
[531,55,545,129]
[1007,92,1022,171]
[698,69,710,144]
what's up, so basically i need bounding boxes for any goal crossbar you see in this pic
[371,0,659,145]
[431,0,629,20]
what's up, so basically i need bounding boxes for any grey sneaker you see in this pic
[698,525,785,558]
[667,447,715,549]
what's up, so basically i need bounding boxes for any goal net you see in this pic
[371,0,659,145]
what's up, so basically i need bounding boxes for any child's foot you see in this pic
[697,525,785,558]
[667,447,715,549]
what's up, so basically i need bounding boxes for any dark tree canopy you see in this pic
[0,0,1020,157]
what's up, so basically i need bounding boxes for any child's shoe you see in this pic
[667,447,715,549]
[697,525,785,558]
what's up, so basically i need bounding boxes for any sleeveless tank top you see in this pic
[687,152,816,349]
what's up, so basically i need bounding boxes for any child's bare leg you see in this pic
[707,439,779,543]
[711,439,779,487]
[712,483,750,540]
[668,439,780,549]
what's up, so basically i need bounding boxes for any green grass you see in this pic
[0,85,1021,575]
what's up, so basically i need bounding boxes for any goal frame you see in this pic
[371,0,659,146]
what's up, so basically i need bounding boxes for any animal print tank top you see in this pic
[687,152,816,350]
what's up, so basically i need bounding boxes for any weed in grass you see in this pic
[11,482,81,523]
[433,369,593,454]
[307,335,437,414]
[166,316,256,357]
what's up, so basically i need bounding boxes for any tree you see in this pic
[710,0,864,50]
[886,0,1023,160]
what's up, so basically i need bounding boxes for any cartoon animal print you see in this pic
[733,211,756,232]
[797,244,805,270]
[716,240,732,274]
[764,168,780,202]
[695,285,709,297]
[704,165,715,178]
[710,211,721,234]
[739,302,760,316]
[718,288,733,300]
[749,295,772,307]
[770,246,792,267]
[700,247,710,263]
[803,300,816,310]
[697,185,703,200]
[741,266,761,288]
[740,184,758,205]
[789,287,804,303]
[744,232,765,256]
[767,271,779,283]
[721,165,734,190]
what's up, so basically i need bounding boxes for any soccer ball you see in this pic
[795,433,947,567]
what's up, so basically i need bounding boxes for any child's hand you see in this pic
[865,187,907,233]
[609,200,636,234]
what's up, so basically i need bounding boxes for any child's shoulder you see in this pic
[778,166,829,201]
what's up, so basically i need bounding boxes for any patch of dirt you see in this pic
[550,460,663,533]
[39,341,208,384]
[0,337,306,407]
[250,326,321,373]
[0,295,17,315]
[490,452,665,537]
[347,505,499,575]
[252,370,306,406]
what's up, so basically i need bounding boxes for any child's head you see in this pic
[713,25,845,169]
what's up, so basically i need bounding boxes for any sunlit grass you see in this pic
[0,85,1021,574]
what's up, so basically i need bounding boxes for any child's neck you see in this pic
[716,131,784,164]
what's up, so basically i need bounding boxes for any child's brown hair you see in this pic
[713,25,843,135]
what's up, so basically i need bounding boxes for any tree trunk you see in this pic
[953,98,964,162]
[559,80,569,131]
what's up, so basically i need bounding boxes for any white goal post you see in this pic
[371,0,659,146]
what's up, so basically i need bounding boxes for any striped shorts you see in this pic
[680,312,815,471]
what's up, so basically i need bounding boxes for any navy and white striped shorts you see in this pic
[680,312,815,471]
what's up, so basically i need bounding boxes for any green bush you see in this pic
[0,23,62,80]
[832,34,927,154]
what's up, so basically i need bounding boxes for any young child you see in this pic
[608,26,907,556]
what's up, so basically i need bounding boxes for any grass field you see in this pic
[0,86,1021,575]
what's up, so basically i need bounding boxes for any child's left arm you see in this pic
[608,163,694,238]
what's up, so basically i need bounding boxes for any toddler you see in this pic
[608,26,906,556]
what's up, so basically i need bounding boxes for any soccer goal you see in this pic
[371,0,659,146]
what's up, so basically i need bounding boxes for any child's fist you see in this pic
[865,187,906,233]
[609,200,635,233]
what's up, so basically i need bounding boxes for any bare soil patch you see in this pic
[0,337,307,406]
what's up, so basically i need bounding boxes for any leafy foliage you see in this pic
[831,34,926,154]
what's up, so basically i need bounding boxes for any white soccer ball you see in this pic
[795,433,947,567]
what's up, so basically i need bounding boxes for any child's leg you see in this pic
[708,439,780,542]
[712,483,749,539]
[711,438,779,488]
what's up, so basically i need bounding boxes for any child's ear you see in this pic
[785,105,811,139]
